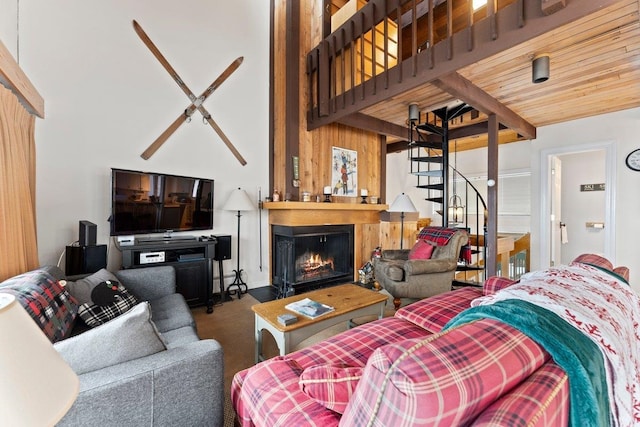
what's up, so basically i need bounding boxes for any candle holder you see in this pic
[323,186,332,203]
[361,195,368,204]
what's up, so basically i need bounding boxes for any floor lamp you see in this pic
[223,187,255,299]
[388,193,418,249]
[0,294,79,425]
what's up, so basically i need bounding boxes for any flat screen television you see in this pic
[110,168,214,236]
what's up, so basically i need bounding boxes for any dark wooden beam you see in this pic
[385,120,507,154]
[485,113,499,277]
[433,72,536,139]
[379,134,388,204]
[338,112,438,141]
[449,120,507,139]
[269,0,275,195]
[386,140,411,152]
[308,0,621,130]
[285,0,300,200]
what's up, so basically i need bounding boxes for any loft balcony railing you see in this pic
[306,0,523,129]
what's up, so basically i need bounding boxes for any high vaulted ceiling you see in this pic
[325,0,640,152]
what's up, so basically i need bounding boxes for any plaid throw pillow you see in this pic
[299,364,364,414]
[417,226,457,246]
[78,281,139,328]
[0,269,78,342]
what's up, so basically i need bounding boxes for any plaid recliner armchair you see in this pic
[374,227,469,309]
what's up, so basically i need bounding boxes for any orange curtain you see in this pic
[0,85,39,281]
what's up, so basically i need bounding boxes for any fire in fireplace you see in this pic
[273,224,354,295]
[297,251,335,281]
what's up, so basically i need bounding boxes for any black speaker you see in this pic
[213,235,232,261]
[66,245,107,276]
[79,220,97,246]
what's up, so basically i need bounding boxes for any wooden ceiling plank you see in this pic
[310,0,628,130]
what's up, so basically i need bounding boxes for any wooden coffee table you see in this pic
[252,284,388,363]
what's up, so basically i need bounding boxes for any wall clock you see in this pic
[625,148,640,171]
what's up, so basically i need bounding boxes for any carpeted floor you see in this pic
[191,286,400,426]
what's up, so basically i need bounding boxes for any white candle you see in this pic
[323,186,331,194]
[360,189,368,196]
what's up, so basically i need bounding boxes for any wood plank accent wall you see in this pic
[270,1,388,281]
[273,0,384,202]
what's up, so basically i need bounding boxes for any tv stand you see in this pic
[120,239,216,313]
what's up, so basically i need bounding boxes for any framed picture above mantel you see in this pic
[331,146,358,197]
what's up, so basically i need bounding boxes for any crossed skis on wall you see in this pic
[133,20,247,166]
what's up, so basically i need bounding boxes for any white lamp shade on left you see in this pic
[0,294,79,426]
[223,187,255,212]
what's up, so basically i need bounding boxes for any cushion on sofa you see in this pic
[408,239,435,260]
[394,287,481,333]
[65,268,120,305]
[0,269,78,342]
[472,362,569,427]
[149,293,196,333]
[572,253,613,272]
[299,364,364,414]
[613,266,630,282]
[77,280,139,328]
[237,357,342,426]
[483,276,518,296]
[340,318,550,427]
[54,301,166,375]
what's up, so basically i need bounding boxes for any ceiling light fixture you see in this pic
[532,54,550,84]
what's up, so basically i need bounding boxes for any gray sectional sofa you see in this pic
[0,265,224,426]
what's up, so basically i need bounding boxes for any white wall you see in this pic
[0,0,18,58]
[5,0,270,289]
[388,107,640,292]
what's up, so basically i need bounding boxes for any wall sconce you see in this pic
[532,54,550,84]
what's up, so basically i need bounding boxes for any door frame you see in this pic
[539,140,616,268]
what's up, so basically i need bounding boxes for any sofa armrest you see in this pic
[58,339,224,426]
[404,258,457,275]
[380,249,410,260]
[114,266,176,301]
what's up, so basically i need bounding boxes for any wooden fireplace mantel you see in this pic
[263,201,388,226]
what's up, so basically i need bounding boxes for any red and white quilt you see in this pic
[471,262,640,427]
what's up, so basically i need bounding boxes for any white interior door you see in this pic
[540,141,616,270]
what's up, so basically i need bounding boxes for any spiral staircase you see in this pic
[408,102,488,285]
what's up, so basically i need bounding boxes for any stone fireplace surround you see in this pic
[264,202,389,288]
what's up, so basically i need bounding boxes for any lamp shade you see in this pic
[223,187,255,212]
[0,293,79,426]
[388,193,418,213]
